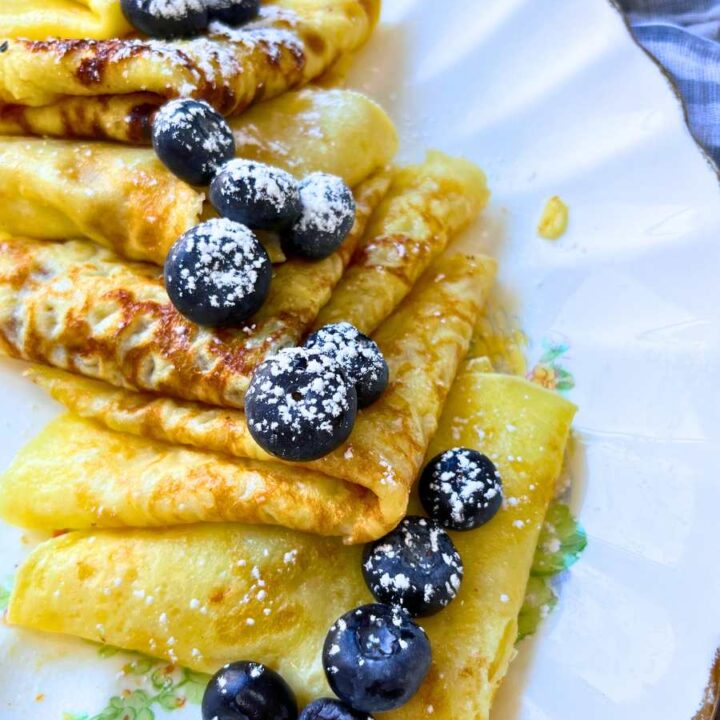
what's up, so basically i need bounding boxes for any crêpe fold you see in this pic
[315,150,490,334]
[0,172,387,409]
[0,150,482,409]
[7,367,576,718]
[0,0,380,141]
[0,0,132,41]
[3,253,495,543]
[0,88,397,264]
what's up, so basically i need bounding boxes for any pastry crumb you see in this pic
[538,196,569,239]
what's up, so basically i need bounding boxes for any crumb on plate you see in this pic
[538,196,569,239]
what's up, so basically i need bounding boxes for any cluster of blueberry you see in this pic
[130,7,506,718]
[246,322,389,462]
[121,0,260,39]
[153,97,357,329]
[201,449,504,720]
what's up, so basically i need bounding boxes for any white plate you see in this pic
[1,1,719,718]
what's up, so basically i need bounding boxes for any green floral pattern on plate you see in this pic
[66,653,208,720]
[0,581,11,612]
[528,342,575,393]
[518,503,587,641]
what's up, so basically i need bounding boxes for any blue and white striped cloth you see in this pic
[618,0,720,167]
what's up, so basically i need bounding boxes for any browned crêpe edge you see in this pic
[693,649,720,720]
[314,150,490,335]
[0,94,163,144]
[24,253,496,542]
[0,0,380,141]
[0,173,387,409]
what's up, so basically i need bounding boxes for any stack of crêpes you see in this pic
[0,1,576,719]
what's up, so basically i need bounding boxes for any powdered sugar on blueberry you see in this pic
[245,347,358,461]
[282,173,356,260]
[164,218,272,327]
[152,98,235,185]
[305,322,389,407]
[419,448,503,531]
[362,516,464,617]
[210,159,301,230]
[296,173,355,235]
[148,0,204,19]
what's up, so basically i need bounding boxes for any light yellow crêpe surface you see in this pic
[0,0,131,41]
[8,368,575,719]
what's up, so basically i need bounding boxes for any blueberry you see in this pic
[282,173,356,260]
[323,603,431,713]
[362,516,463,617]
[210,159,302,231]
[246,348,358,461]
[207,0,260,25]
[305,323,389,408]
[164,218,271,327]
[299,698,373,720]
[201,661,298,720]
[419,448,503,530]
[152,99,235,186]
[121,0,208,38]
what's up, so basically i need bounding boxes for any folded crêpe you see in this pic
[315,150,490,334]
[7,363,576,718]
[2,253,496,543]
[0,173,384,410]
[0,0,380,142]
[0,88,398,264]
[0,0,131,41]
[0,151,485,408]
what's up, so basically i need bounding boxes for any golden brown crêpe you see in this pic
[0,89,397,264]
[7,369,576,717]
[0,0,380,142]
[0,149,486,408]
[0,0,132,41]
[0,173,387,409]
[0,137,203,264]
[4,253,495,543]
[315,150,490,334]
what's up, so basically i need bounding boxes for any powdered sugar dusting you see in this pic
[363,517,464,614]
[153,98,234,178]
[305,322,388,405]
[424,448,503,528]
[213,159,298,213]
[247,348,353,437]
[296,172,355,236]
[167,218,266,308]
[148,0,204,20]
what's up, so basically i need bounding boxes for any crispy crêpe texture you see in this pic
[7,367,576,717]
[0,0,380,142]
[0,173,387,409]
[2,254,495,543]
[315,150,490,335]
[0,88,397,264]
[0,0,131,41]
[0,150,484,408]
